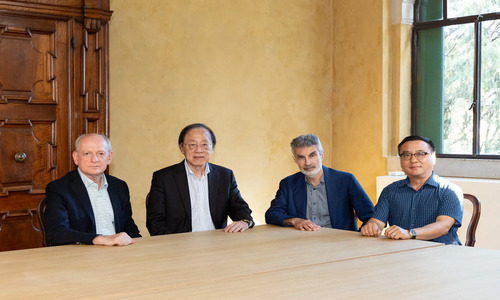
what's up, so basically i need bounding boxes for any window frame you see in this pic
[411,0,500,159]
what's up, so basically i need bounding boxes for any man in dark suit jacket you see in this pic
[265,134,374,231]
[44,134,141,246]
[146,123,253,235]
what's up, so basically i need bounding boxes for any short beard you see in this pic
[301,165,322,178]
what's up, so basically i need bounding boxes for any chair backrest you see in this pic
[37,197,49,247]
[463,193,481,247]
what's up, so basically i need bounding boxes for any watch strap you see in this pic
[241,219,254,228]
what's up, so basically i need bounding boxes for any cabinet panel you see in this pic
[0,16,69,250]
[0,0,111,251]
[0,17,58,104]
[73,20,109,137]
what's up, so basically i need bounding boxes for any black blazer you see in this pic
[146,161,253,235]
[44,170,141,246]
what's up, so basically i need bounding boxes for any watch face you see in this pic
[410,229,417,238]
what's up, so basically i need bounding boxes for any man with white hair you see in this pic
[265,134,374,231]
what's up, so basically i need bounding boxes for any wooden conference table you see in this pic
[1,225,499,299]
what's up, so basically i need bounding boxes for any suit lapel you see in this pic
[106,175,122,231]
[207,163,218,222]
[174,161,192,221]
[293,174,308,217]
[324,167,338,226]
[69,170,96,231]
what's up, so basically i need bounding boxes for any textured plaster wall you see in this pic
[108,0,335,235]
[331,0,387,203]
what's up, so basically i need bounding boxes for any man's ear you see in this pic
[430,151,437,164]
[72,151,79,166]
[107,151,113,164]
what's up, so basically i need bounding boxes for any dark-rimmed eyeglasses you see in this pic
[399,151,429,161]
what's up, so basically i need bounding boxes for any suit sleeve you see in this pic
[44,181,98,246]
[265,179,294,226]
[226,170,253,225]
[119,181,141,238]
[371,186,391,225]
[347,174,374,227]
[146,171,169,235]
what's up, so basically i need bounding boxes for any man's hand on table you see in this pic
[224,220,250,233]
[92,232,135,246]
[384,225,411,240]
[360,219,384,237]
[284,218,321,231]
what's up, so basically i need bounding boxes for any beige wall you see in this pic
[109,0,388,236]
[331,0,387,204]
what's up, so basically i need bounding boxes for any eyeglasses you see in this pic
[183,142,213,151]
[399,151,429,161]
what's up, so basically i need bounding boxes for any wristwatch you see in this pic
[409,229,417,239]
[241,219,254,228]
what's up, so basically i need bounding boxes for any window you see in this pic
[412,0,500,158]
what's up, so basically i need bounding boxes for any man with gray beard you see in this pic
[265,134,374,231]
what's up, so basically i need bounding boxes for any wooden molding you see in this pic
[0,0,111,21]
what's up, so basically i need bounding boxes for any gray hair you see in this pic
[75,133,112,153]
[290,134,323,155]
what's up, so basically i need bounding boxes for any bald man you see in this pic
[44,133,141,246]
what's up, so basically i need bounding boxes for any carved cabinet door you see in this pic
[0,0,111,251]
[0,15,72,251]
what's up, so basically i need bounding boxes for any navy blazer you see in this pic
[44,170,141,246]
[265,166,374,231]
[146,161,253,235]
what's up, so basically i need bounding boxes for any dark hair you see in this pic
[398,135,435,154]
[178,123,216,147]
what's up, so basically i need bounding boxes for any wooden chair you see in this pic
[37,197,49,247]
[463,193,481,247]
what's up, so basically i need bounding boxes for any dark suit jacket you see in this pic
[146,161,253,235]
[265,166,374,231]
[44,170,141,246]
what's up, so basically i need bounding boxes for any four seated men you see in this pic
[43,131,465,246]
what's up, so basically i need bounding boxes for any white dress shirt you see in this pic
[184,160,215,232]
[78,169,116,235]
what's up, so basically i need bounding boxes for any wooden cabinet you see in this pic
[0,0,111,251]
